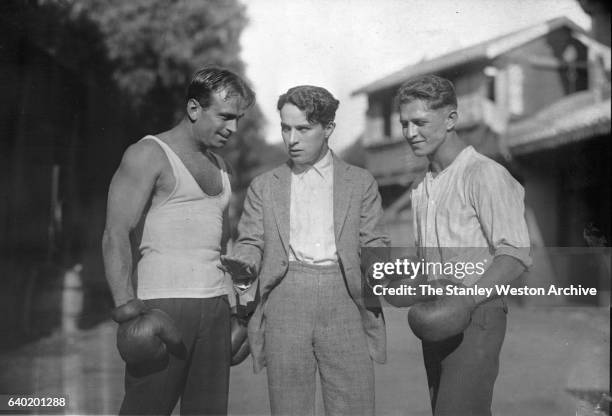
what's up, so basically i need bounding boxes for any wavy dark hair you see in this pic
[277,85,339,126]
[396,74,457,110]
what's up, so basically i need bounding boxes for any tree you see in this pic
[78,0,276,190]
[79,0,249,128]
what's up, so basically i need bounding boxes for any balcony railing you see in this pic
[364,139,427,186]
[363,93,508,148]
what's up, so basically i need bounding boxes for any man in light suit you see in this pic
[221,85,389,416]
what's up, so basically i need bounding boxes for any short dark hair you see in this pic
[277,85,339,126]
[396,74,457,110]
[187,66,255,110]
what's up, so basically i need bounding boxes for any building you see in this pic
[352,16,611,303]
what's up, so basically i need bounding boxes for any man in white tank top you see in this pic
[102,67,255,415]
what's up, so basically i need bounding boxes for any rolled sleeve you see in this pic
[469,163,532,268]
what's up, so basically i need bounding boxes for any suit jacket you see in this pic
[233,153,390,373]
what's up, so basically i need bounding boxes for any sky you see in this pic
[240,0,591,152]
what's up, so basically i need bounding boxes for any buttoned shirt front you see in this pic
[289,150,338,265]
[411,146,531,286]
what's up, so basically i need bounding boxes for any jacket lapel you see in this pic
[271,163,291,254]
[333,155,353,240]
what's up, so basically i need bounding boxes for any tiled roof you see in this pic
[506,90,611,154]
[352,17,586,96]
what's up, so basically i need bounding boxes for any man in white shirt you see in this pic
[396,75,531,416]
[222,85,389,415]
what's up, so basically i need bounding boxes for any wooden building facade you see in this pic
[352,17,611,303]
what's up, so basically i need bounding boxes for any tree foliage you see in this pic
[0,0,112,83]
[79,0,248,121]
[75,0,277,188]
[79,1,243,101]
[3,0,280,189]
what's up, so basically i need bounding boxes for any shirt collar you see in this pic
[292,149,333,180]
[427,145,474,179]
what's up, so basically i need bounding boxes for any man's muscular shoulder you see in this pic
[116,139,174,200]
[121,139,167,174]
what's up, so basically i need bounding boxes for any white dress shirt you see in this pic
[289,150,338,265]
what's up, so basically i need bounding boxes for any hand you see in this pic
[220,255,256,291]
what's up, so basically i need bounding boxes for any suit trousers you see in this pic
[264,262,374,416]
[421,297,507,416]
[119,296,231,416]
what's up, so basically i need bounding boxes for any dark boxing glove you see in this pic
[229,298,256,366]
[230,315,250,366]
[408,289,477,342]
[113,299,185,364]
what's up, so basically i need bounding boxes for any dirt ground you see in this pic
[0,301,608,416]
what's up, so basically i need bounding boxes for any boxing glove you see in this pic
[408,291,477,342]
[113,299,185,364]
[230,315,250,366]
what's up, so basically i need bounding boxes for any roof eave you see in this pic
[352,16,589,97]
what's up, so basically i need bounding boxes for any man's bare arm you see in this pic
[220,177,266,299]
[220,156,235,256]
[102,142,164,306]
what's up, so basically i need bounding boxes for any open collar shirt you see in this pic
[411,146,531,285]
[289,149,338,265]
